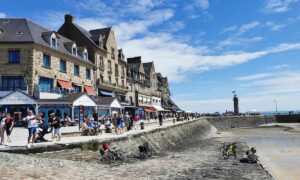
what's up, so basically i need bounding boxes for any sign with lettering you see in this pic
[0,91,37,105]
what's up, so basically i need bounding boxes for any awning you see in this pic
[57,79,72,90]
[84,85,96,95]
[153,105,165,111]
[99,90,115,97]
[144,107,156,113]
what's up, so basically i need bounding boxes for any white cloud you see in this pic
[221,25,238,34]
[236,73,274,81]
[268,64,290,70]
[234,21,261,37]
[184,0,210,11]
[218,36,263,49]
[0,12,6,18]
[263,0,299,13]
[265,21,286,31]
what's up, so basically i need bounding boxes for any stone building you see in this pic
[57,14,128,105]
[0,18,95,99]
[0,18,96,120]
[143,62,164,111]
[126,56,153,117]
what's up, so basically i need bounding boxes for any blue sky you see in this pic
[1,0,300,113]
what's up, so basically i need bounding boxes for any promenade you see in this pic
[0,118,181,150]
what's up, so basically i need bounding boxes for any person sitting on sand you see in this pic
[248,147,259,163]
[240,147,259,163]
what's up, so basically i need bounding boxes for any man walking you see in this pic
[158,113,163,127]
[25,110,41,148]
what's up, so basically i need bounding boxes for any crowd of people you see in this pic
[0,109,199,148]
[81,112,146,136]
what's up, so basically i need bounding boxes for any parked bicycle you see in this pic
[99,147,126,163]
[220,142,237,159]
[137,142,152,159]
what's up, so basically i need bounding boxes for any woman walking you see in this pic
[5,113,14,144]
[0,112,6,145]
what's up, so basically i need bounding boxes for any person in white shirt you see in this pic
[24,110,41,148]
[0,112,6,145]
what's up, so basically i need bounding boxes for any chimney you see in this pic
[65,14,73,24]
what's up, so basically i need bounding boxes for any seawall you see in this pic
[206,115,276,130]
[0,115,275,154]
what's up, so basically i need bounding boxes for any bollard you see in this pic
[140,122,144,130]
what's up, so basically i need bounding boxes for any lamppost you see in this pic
[273,99,278,115]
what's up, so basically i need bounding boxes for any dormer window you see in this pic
[83,52,88,60]
[51,37,57,48]
[72,46,77,56]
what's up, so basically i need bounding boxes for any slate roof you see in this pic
[58,92,86,102]
[143,62,153,76]
[93,96,115,105]
[89,27,111,48]
[0,18,93,65]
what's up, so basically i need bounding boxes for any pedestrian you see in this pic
[116,115,122,134]
[158,113,163,127]
[0,112,6,145]
[93,109,99,123]
[124,112,130,131]
[49,113,55,139]
[5,113,14,144]
[25,110,42,148]
[53,114,62,141]
[133,114,141,130]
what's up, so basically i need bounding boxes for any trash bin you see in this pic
[140,122,144,130]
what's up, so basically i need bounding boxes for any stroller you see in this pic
[35,121,52,143]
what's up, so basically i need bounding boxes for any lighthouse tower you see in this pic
[233,92,239,115]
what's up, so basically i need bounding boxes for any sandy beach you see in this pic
[216,123,300,180]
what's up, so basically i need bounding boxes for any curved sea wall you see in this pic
[1,116,275,154]
[206,115,276,130]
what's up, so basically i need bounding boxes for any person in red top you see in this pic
[103,142,110,152]
[5,113,14,144]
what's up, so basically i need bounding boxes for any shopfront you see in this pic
[93,96,123,116]
[0,90,38,126]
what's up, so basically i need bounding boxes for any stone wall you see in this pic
[206,115,276,130]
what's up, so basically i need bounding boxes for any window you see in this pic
[100,56,104,67]
[51,38,57,48]
[60,59,66,72]
[1,76,26,91]
[116,78,118,86]
[39,77,53,92]
[115,64,119,76]
[108,60,112,72]
[86,68,91,79]
[43,54,51,68]
[111,47,115,59]
[108,76,112,84]
[74,65,80,76]
[72,47,77,56]
[73,85,82,93]
[83,52,88,60]
[122,80,124,87]
[8,50,20,64]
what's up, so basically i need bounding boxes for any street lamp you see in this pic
[273,99,278,115]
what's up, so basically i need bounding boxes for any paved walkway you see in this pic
[0,118,191,149]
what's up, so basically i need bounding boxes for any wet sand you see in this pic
[216,123,300,180]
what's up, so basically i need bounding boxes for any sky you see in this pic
[1,0,300,113]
